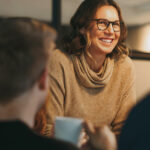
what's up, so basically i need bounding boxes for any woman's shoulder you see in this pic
[116,55,135,70]
[114,55,136,78]
[50,49,70,61]
[49,49,72,65]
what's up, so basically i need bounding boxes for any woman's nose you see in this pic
[106,23,114,34]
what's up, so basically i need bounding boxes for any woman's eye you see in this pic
[98,21,107,25]
[113,22,120,26]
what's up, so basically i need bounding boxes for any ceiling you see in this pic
[116,0,150,26]
[0,0,150,26]
[62,0,150,26]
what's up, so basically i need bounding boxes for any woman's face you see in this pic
[87,5,120,56]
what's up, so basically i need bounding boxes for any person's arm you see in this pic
[111,58,136,139]
[44,50,66,137]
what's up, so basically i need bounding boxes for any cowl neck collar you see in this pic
[72,52,114,88]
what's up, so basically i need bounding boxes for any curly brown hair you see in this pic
[62,0,128,59]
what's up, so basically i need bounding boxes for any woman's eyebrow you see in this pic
[96,18,120,22]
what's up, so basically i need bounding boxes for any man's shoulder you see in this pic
[0,121,78,150]
[36,135,78,150]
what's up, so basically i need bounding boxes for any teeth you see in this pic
[101,39,112,43]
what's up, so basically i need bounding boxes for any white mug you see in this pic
[54,116,83,147]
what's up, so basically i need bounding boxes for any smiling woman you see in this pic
[43,0,136,140]
[83,5,121,71]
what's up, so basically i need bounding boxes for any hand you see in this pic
[82,122,117,150]
[78,129,89,147]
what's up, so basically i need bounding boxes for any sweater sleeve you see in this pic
[111,57,136,139]
[44,49,66,136]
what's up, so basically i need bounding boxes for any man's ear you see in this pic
[38,68,48,90]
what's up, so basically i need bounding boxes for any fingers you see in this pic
[78,129,89,146]
[82,122,117,150]
[83,121,95,135]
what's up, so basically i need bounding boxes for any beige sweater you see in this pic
[45,49,136,137]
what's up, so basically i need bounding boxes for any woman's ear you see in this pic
[80,28,86,35]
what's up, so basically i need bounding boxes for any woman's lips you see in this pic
[99,38,114,44]
[99,38,114,45]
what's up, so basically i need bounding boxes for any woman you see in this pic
[45,0,136,138]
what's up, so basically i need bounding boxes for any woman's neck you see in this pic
[85,48,106,72]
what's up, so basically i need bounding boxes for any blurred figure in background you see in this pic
[118,92,150,150]
[44,0,136,140]
[0,17,78,150]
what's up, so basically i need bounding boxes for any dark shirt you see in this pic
[0,120,79,150]
[118,93,150,150]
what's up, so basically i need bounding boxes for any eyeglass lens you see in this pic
[97,19,120,32]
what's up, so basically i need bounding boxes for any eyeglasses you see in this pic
[91,19,121,32]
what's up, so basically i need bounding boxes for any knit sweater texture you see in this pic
[45,49,136,137]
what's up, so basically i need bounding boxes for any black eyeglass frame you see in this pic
[91,19,122,32]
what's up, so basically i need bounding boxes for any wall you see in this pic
[0,0,82,24]
[133,59,150,101]
[0,0,52,21]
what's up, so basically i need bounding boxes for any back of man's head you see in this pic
[0,17,56,104]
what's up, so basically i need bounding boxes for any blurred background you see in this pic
[0,0,150,101]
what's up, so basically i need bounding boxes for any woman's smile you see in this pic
[99,37,114,45]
